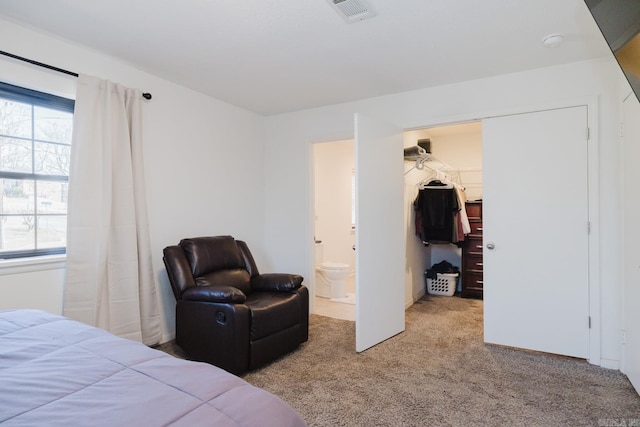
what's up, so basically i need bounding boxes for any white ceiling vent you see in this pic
[328,0,376,23]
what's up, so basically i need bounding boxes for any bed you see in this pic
[0,309,307,427]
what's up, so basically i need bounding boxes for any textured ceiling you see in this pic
[0,0,611,115]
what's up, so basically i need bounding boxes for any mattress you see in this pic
[0,309,306,427]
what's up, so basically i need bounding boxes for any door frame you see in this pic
[305,96,601,365]
[307,135,355,316]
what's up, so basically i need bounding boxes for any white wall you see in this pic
[0,257,66,313]
[0,17,265,342]
[313,139,355,272]
[423,122,483,201]
[262,57,623,367]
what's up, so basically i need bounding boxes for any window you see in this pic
[0,82,74,259]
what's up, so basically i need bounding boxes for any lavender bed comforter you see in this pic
[0,309,306,427]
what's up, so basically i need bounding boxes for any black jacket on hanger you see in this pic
[414,180,459,243]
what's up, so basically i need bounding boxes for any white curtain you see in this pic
[64,74,161,346]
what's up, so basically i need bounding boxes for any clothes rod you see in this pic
[0,50,152,100]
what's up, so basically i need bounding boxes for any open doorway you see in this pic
[312,139,356,321]
[403,121,483,305]
[310,114,406,352]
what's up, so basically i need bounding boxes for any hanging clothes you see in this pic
[413,180,460,244]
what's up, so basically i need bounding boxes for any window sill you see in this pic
[0,254,66,276]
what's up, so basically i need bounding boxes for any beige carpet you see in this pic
[158,296,640,426]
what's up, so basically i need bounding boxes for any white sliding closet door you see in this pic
[483,106,590,359]
[355,113,405,352]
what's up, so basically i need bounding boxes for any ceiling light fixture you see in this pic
[542,33,565,48]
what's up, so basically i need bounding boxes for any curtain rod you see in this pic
[0,50,152,100]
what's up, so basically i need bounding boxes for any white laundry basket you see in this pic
[426,273,458,297]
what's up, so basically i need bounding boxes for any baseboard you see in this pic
[599,358,620,370]
[160,332,176,345]
[408,288,426,308]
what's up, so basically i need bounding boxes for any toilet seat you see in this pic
[320,261,349,270]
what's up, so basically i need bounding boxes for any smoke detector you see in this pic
[328,0,376,23]
[542,33,565,48]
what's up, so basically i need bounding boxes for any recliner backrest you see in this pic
[163,235,267,300]
[181,236,243,276]
[236,240,260,278]
[179,236,252,295]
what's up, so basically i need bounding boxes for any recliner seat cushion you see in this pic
[182,285,247,303]
[245,292,301,340]
[196,269,252,295]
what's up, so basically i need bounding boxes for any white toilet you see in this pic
[315,241,350,299]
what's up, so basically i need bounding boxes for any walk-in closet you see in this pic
[403,121,483,303]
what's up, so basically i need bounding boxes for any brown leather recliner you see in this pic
[162,235,309,375]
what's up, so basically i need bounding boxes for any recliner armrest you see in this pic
[251,273,303,292]
[182,285,247,303]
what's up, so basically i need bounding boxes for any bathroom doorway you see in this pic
[312,139,356,321]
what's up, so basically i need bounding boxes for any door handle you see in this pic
[486,242,495,250]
